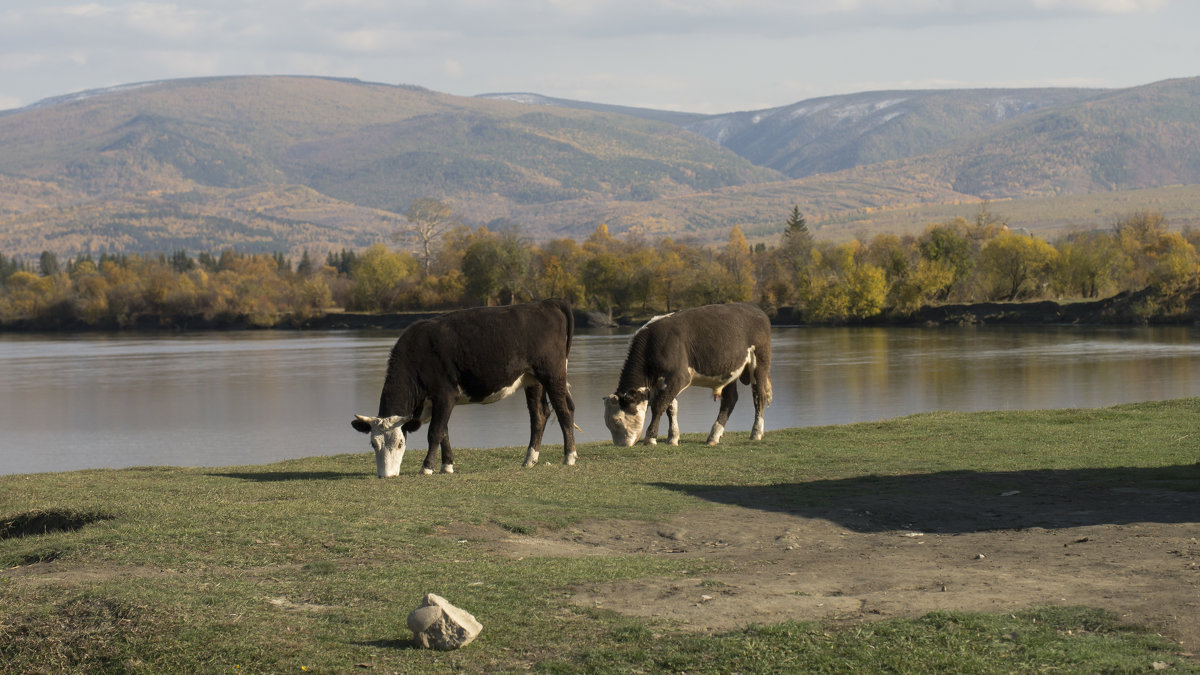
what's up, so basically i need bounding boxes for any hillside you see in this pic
[3,75,1200,259]
[0,76,780,258]
[683,88,1103,179]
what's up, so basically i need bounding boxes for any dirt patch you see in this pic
[456,469,1200,655]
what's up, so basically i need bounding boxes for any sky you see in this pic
[2,0,1198,115]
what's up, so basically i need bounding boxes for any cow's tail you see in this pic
[548,297,574,356]
[546,297,578,429]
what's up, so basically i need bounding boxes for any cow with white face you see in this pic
[352,299,577,477]
[603,302,772,447]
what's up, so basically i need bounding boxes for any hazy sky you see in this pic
[2,0,1197,114]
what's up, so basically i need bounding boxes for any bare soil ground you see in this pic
[457,472,1200,656]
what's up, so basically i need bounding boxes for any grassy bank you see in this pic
[3,399,1199,673]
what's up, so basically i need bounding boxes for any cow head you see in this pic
[351,414,410,477]
[602,389,649,447]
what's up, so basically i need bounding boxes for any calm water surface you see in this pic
[2,326,1198,475]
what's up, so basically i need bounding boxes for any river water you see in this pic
[2,326,1198,475]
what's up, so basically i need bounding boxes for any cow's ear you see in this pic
[351,415,376,433]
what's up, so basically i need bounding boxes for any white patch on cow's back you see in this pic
[457,373,535,405]
[636,312,674,334]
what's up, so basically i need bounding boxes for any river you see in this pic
[2,326,1198,475]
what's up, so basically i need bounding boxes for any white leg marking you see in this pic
[751,416,765,441]
[523,447,540,468]
[442,464,454,474]
[564,450,577,466]
[421,467,434,475]
[706,422,725,446]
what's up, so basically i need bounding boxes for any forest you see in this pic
[1,204,1197,330]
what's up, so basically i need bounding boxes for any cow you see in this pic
[603,302,772,447]
[351,298,577,477]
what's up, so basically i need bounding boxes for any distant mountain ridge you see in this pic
[2,75,1200,259]
[482,87,1108,180]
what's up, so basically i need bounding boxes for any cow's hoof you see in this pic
[523,448,540,468]
[420,467,434,475]
[441,464,454,474]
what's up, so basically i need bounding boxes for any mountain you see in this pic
[476,92,707,127]
[484,77,1200,234]
[681,88,1103,179]
[3,75,1200,259]
[0,76,779,257]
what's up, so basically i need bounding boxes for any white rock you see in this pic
[406,593,483,650]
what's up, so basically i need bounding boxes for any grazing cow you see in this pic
[351,298,577,477]
[603,302,772,447]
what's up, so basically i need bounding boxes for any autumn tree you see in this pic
[347,244,418,311]
[1148,232,1200,293]
[1053,231,1122,298]
[867,233,952,314]
[532,238,586,304]
[977,233,1059,300]
[797,241,886,321]
[461,227,533,305]
[719,226,755,302]
[398,197,459,275]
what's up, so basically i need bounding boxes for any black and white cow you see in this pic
[603,302,772,447]
[351,298,577,477]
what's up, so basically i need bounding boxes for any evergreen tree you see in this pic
[38,250,60,277]
[169,249,195,273]
[296,250,315,277]
[326,249,357,275]
[0,252,20,284]
[786,205,808,234]
[197,252,219,272]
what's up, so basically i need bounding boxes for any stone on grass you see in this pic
[406,593,483,650]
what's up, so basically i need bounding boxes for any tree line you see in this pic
[1,201,1198,329]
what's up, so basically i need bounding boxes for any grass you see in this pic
[3,398,1199,672]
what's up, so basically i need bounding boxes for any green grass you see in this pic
[3,399,1199,673]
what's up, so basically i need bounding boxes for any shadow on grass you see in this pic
[357,638,422,651]
[652,464,1200,534]
[206,471,364,482]
[1,508,115,540]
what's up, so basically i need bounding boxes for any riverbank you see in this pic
[2,284,1198,332]
[3,400,1198,671]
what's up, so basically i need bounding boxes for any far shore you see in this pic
[1,286,1198,333]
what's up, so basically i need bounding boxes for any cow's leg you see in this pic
[544,378,577,465]
[522,382,549,467]
[423,395,456,475]
[750,366,771,441]
[707,385,739,446]
[643,381,683,446]
[666,398,681,446]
